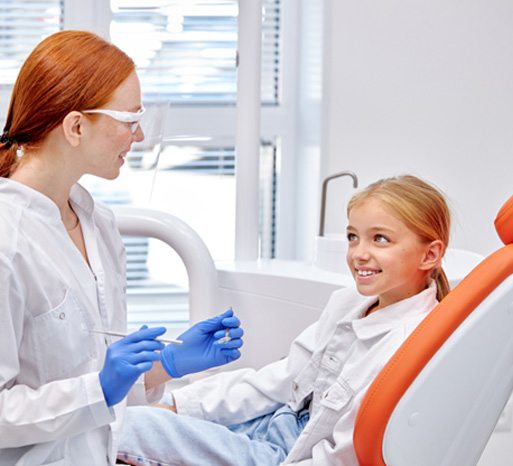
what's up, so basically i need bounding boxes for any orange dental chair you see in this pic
[354,195,513,466]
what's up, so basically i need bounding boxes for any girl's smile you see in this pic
[354,266,382,283]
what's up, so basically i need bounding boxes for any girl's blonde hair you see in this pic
[347,175,451,301]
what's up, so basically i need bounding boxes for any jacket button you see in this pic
[59,312,66,320]
[292,382,298,391]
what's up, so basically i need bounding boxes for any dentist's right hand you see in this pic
[99,326,166,407]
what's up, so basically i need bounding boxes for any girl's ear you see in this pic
[62,111,84,147]
[419,239,444,271]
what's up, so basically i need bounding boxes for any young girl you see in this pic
[118,175,451,466]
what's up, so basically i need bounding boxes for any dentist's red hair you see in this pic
[0,30,134,177]
[347,175,451,301]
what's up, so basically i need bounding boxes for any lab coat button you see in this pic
[59,312,66,320]
[292,382,298,391]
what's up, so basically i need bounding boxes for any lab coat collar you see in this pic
[69,183,95,218]
[0,178,95,224]
[351,281,438,341]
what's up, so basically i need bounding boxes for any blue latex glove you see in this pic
[160,308,243,378]
[99,326,166,407]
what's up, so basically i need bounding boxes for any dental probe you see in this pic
[88,329,183,345]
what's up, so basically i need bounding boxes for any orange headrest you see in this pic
[495,195,513,245]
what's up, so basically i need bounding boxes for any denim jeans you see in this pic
[117,404,309,466]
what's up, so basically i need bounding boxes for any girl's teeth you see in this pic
[358,270,376,276]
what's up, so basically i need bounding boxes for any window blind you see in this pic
[110,0,281,104]
[129,144,236,174]
[0,0,64,85]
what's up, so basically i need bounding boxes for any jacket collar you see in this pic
[349,281,438,340]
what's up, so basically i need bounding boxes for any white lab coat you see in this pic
[0,179,163,466]
[173,282,438,465]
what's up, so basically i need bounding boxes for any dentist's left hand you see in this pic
[160,308,243,378]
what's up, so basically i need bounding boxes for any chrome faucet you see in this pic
[319,171,358,237]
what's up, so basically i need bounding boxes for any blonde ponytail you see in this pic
[433,268,450,301]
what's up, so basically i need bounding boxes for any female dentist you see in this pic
[0,30,243,465]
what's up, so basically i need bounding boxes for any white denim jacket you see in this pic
[0,179,162,466]
[173,282,438,465]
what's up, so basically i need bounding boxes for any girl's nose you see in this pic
[351,243,371,261]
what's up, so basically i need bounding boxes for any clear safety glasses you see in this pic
[82,107,146,134]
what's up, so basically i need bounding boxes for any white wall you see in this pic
[320,0,513,256]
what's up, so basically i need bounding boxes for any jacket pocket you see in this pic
[31,289,97,382]
[290,354,321,408]
[39,460,66,466]
[320,378,354,411]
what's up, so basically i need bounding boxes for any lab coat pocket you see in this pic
[31,289,97,382]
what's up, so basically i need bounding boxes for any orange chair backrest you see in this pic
[353,195,513,466]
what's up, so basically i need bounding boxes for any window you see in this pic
[109,0,281,105]
[0,0,64,86]
[0,0,64,125]
[82,134,278,332]
[0,0,294,333]
[98,0,284,330]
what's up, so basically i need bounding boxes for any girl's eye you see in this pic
[374,234,389,244]
[347,232,358,242]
